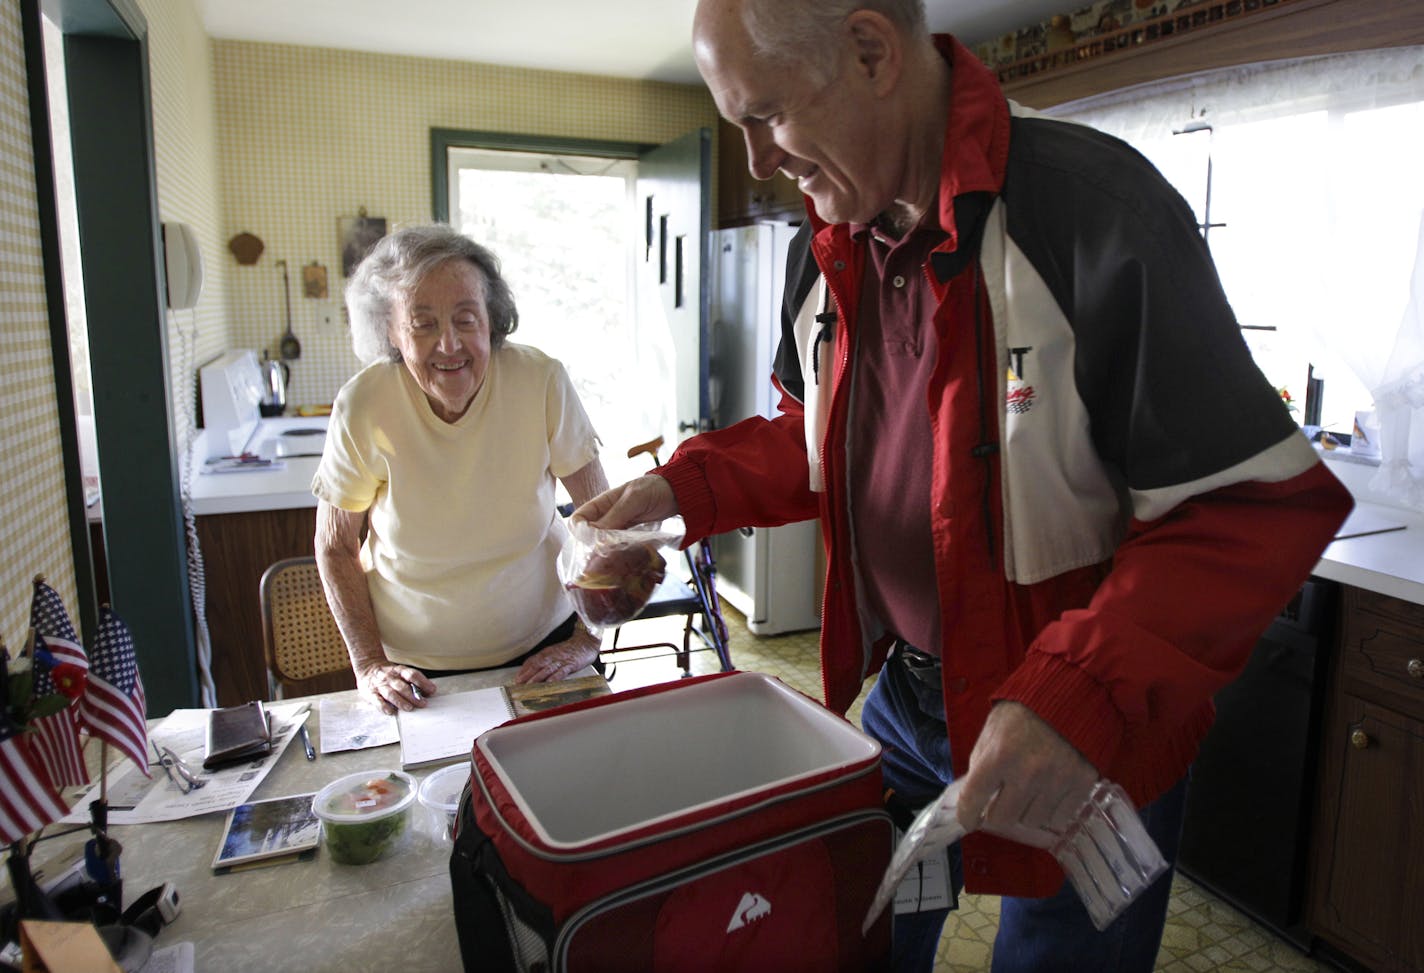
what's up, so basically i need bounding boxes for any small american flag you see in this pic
[29,578,90,787]
[1,658,69,844]
[80,605,150,777]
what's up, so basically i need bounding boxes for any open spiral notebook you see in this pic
[395,674,609,770]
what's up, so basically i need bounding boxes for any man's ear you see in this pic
[844,10,903,95]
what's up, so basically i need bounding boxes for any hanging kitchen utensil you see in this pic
[228,231,264,265]
[276,259,300,360]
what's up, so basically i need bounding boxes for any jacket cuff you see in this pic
[656,458,716,546]
[992,653,1124,774]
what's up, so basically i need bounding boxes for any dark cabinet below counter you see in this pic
[1308,586,1424,973]
[1178,579,1336,949]
[196,506,354,706]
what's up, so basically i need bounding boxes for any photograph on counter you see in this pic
[212,792,321,870]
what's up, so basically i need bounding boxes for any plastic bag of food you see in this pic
[863,778,1166,933]
[557,517,685,629]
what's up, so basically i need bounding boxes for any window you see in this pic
[444,144,661,488]
[1053,47,1424,438]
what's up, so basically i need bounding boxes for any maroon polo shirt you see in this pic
[846,217,946,656]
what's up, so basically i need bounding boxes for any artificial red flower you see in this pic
[50,662,86,698]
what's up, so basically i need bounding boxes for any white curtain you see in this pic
[1373,213,1424,506]
[1046,47,1424,510]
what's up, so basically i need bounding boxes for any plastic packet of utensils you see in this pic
[863,778,1167,933]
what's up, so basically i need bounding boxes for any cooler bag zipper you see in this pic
[551,809,893,969]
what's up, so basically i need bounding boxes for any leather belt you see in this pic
[894,640,941,684]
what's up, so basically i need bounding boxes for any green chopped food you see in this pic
[323,809,408,865]
[315,772,414,865]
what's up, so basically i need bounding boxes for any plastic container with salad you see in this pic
[312,769,416,865]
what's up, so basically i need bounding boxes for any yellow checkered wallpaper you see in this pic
[211,39,719,408]
[140,0,229,437]
[0,0,718,657]
[0,2,79,646]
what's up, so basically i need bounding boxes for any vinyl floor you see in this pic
[601,600,1337,973]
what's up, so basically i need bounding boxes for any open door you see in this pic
[24,0,198,711]
[636,129,711,453]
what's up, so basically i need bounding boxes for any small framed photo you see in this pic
[339,214,387,277]
[302,262,328,299]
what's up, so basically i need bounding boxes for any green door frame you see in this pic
[22,0,199,711]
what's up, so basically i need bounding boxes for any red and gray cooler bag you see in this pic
[450,671,893,971]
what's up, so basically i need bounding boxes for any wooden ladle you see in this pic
[276,259,300,361]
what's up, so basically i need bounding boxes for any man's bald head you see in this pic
[695,0,928,85]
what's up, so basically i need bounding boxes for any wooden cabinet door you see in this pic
[1310,693,1424,973]
[716,120,805,228]
[197,507,320,707]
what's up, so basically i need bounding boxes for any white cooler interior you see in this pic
[478,672,880,847]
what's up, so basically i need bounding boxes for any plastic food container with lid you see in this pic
[312,769,417,865]
[418,763,468,840]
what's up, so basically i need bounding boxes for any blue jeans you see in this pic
[861,653,1187,973]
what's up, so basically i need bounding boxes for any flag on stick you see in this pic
[80,605,149,777]
[28,578,90,786]
[1,652,69,845]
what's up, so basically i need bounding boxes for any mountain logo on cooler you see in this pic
[726,891,772,932]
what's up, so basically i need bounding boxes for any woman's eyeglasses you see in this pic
[151,742,206,794]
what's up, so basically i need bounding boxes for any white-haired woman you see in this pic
[313,223,607,715]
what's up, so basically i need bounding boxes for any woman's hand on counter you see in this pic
[356,660,438,715]
[513,626,602,684]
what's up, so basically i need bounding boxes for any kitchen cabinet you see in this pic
[997,0,1424,110]
[187,419,353,706]
[1308,586,1424,973]
[715,119,805,229]
[196,506,336,707]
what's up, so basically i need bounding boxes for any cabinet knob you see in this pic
[1350,728,1371,750]
[1408,658,1423,680]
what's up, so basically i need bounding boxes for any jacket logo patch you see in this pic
[1007,382,1036,414]
[1007,346,1035,415]
[726,891,771,932]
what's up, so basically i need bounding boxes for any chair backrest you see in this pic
[259,556,350,689]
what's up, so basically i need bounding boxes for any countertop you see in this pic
[11,669,533,973]
[181,425,1422,605]
[1312,453,1424,606]
[185,416,327,516]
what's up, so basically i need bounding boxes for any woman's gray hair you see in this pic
[346,223,519,365]
[742,0,928,84]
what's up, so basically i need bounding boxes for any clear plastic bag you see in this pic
[557,517,685,630]
[864,778,1167,934]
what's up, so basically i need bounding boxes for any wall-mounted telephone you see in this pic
[162,221,204,310]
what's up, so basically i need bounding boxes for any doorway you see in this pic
[445,144,652,488]
[433,128,711,490]
[22,0,198,710]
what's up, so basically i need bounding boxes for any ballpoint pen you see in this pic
[300,724,316,761]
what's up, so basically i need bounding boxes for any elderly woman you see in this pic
[313,224,608,715]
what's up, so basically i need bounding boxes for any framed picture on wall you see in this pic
[339,213,386,277]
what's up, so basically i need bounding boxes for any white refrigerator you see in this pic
[708,222,823,636]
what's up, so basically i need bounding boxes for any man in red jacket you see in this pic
[577,0,1353,968]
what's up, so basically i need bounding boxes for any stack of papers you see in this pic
[60,703,310,825]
